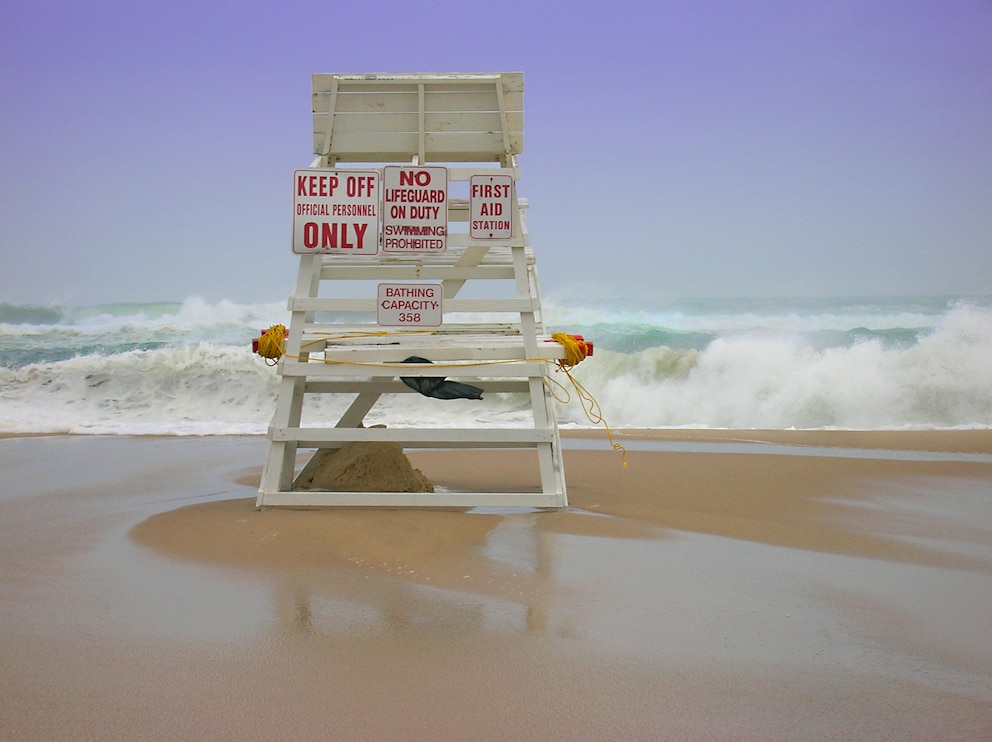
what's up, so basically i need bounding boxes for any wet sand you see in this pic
[2,431,991,741]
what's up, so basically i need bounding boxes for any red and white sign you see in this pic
[470,174,513,240]
[377,283,443,327]
[293,169,380,255]
[382,166,448,253]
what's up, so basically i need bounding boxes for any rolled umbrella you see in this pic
[400,356,484,400]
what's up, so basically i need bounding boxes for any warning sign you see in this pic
[377,283,443,327]
[470,174,513,240]
[382,166,448,253]
[293,169,380,255]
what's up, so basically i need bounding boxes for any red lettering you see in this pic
[399,169,432,187]
[346,175,375,198]
[353,223,367,249]
[299,222,370,250]
[471,183,510,198]
[303,222,318,249]
[297,174,339,197]
[303,222,369,250]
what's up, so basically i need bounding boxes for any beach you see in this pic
[2,430,991,741]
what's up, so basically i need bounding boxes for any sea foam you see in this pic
[1,295,990,434]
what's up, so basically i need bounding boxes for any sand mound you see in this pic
[296,441,434,493]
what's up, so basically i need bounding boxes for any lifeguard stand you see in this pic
[257,72,571,508]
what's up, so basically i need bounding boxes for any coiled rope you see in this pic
[256,324,286,365]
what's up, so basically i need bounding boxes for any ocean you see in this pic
[2,294,991,435]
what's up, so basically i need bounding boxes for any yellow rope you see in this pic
[253,325,626,467]
[256,324,286,365]
[548,333,627,468]
[550,332,586,369]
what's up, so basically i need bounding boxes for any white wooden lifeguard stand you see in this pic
[257,72,570,508]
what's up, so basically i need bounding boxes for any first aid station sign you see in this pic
[293,169,380,255]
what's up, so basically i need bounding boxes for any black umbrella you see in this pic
[399,356,484,400]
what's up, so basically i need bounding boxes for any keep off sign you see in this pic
[382,166,447,253]
[293,169,380,255]
[470,174,513,240]
[377,283,443,327]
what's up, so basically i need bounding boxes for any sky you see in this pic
[1,0,990,307]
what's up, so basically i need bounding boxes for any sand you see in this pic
[2,430,991,741]
[296,440,434,493]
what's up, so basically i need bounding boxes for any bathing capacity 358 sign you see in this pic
[293,169,380,254]
[377,283,442,327]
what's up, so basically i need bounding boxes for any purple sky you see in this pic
[2,0,990,305]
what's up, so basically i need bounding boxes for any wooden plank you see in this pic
[314,91,420,114]
[318,244,534,267]
[317,264,516,281]
[311,90,522,115]
[417,82,426,163]
[312,72,522,94]
[301,331,539,346]
[312,77,505,94]
[303,379,530,394]
[314,110,521,135]
[301,352,540,366]
[278,360,547,378]
[287,297,536,313]
[333,384,387,429]
[311,131,522,159]
[269,427,555,445]
[308,334,565,355]
[257,490,561,509]
[300,323,522,338]
[314,346,560,364]
[316,111,421,134]
[317,77,339,157]
[298,336,535,354]
[314,77,524,96]
[424,89,521,113]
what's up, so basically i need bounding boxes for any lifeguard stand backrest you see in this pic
[312,73,523,165]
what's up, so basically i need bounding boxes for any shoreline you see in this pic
[2,431,991,740]
[3,425,992,451]
[574,426,992,453]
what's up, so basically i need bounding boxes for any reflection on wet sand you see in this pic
[132,495,662,639]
